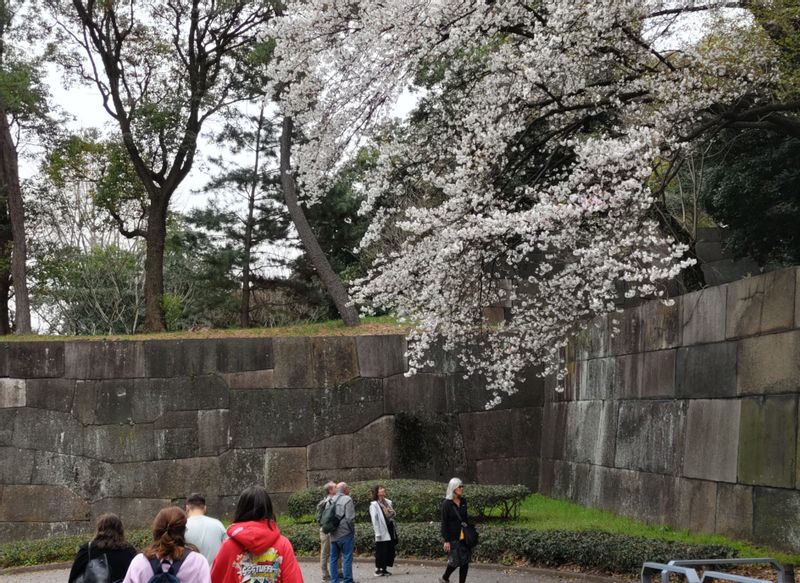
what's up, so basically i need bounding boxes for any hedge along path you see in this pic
[287,479,531,521]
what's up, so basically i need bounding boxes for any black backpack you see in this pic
[147,550,191,583]
[75,542,110,583]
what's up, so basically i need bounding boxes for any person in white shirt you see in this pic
[184,493,227,565]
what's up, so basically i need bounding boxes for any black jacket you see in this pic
[440,498,469,542]
[68,542,137,583]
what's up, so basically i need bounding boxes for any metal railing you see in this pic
[642,558,793,583]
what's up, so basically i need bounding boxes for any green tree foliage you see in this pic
[703,130,800,264]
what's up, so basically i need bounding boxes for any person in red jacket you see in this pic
[211,486,303,583]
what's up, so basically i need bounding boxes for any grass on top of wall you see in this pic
[511,494,800,565]
[1,315,407,342]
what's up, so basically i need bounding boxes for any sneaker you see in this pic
[382,570,392,576]
[374,570,384,577]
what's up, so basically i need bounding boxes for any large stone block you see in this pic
[273,337,359,388]
[0,378,25,408]
[447,371,544,412]
[155,425,199,460]
[673,478,717,534]
[796,268,800,328]
[416,341,462,374]
[264,448,307,492]
[475,457,539,489]
[0,447,34,484]
[681,286,727,346]
[610,307,642,356]
[223,370,274,390]
[676,343,737,398]
[308,434,353,470]
[753,486,800,550]
[90,498,171,529]
[230,379,384,448]
[640,299,682,351]
[564,401,616,466]
[0,521,90,544]
[738,331,800,395]
[0,410,13,445]
[0,485,89,522]
[144,339,218,378]
[683,399,740,483]
[726,269,796,338]
[575,314,611,360]
[217,338,273,372]
[31,450,110,500]
[25,379,75,412]
[352,416,394,468]
[614,350,676,400]
[615,400,685,475]
[73,379,140,424]
[715,483,753,540]
[12,408,84,456]
[738,396,797,487]
[84,424,156,463]
[356,336,406,378]
[577,358,614,401]
[111,456,221,499]
[198,409,230,456]
[219,449,265,496]
[460,407,541,461]
[8,342,65,378]
[538,459,554,496]
[384,373,447,416]
[540,403,568,460]
[603,468,677,525]
[0,344,8,377]
[64,341,145,379]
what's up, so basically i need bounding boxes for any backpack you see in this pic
[147,550,191,583]
[320,496,342,534]
[75,542,110,583]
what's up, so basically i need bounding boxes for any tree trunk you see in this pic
[279,117,360,327]
[240,99,267,328]
[0,110,30,334]
[143,198,168,332]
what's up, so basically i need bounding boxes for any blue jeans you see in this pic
[330,533,354,583]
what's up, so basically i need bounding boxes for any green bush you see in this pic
[287,479,530,522]
[0,529,151,569]
[281,522,738,575]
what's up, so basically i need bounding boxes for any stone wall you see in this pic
[0,334,543,543]
[541,267,800,550]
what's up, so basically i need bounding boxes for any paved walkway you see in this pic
[0,557,616,583]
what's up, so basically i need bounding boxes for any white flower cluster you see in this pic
[269,1,776,405]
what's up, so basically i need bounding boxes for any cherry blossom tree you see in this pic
[269,1,780,405]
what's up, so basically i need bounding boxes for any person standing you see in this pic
[316,481,342,581]
[210,485,303,583]
[122,507,211,583]
[185,493,227,565]
[68,513,137,583]
[368,484,397,577]
[439,478,470,583]
[329,482,355,583]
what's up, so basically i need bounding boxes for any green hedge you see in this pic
[281,522,738,575]
[287,479,530,522]
[0,529,152,569]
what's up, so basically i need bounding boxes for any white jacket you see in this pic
[369,499,394,542]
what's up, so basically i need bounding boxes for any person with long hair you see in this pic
[439,478,470,583]
[368,484,396,577]
[68,513,137,583]
[210,485,303,583]
[122,507,210,583]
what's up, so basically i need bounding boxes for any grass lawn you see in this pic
[511,494,800,564]
[0,315,407,342]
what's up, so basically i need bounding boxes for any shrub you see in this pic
[287,479,530,522]
[281,522,738,575]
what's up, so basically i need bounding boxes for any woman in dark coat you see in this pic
[439,478,470,583]
[68,513,137,583]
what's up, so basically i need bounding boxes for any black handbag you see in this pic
[450,502,479,548]
[75,542,111,583]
